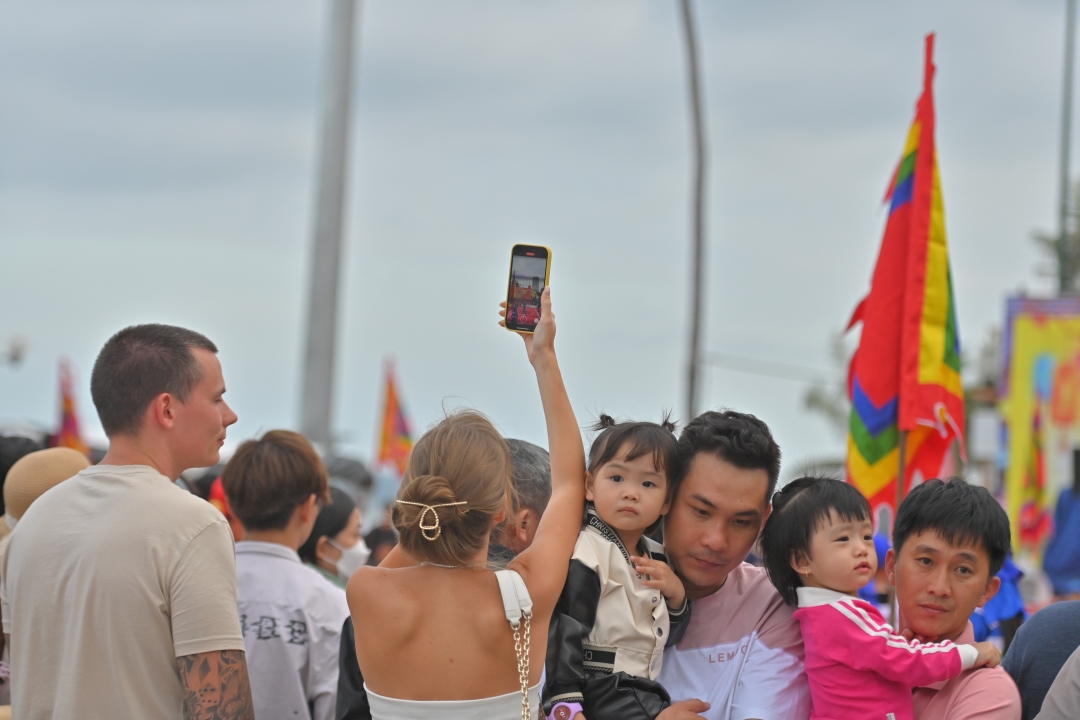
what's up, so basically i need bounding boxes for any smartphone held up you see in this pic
[504,244,551,334]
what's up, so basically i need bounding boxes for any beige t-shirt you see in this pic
[0,464,245,720]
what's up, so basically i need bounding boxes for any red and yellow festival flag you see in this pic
[846,34,965,519]
[54,360,89,456]
[377,361,413,476]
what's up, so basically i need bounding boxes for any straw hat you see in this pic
[4,447,89,523]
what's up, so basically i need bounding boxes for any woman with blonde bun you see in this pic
[348,288,585,720]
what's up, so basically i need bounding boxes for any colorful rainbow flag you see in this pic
[377,361,413,476]
[846,34,966,518]
[54,360,89,456]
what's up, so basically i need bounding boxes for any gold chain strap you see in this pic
[512,612,532,720]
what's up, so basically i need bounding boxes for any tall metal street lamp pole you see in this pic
[300,0,359,450]
[1059,0,1076,295]
[678,0,708,422]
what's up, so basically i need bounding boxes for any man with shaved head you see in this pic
[1,324,253,720]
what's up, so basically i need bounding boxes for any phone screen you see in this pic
[505,245,550,334]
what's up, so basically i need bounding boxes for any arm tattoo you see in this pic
[178,649,255,720]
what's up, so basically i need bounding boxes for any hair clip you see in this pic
[396,500,468,541]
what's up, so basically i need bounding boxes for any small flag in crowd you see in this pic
[377,361,413,476]
[846,34,965,517]
[54,360,89,456]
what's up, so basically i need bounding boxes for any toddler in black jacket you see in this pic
[543,416,690,720]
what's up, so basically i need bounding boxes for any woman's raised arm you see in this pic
[501,288,586,608]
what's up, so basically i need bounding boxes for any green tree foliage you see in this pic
[1034,182,1080,294]
[803,333,852,440]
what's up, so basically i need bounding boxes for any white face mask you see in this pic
[328,537,371,580]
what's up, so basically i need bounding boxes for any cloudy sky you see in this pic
[0,0,1070,474]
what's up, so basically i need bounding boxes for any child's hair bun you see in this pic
[591,412,677,434]
[594,414,618,430]
[659,411,678,434]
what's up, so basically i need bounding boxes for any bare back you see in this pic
[352,291,584,702]
[351,563,551,699]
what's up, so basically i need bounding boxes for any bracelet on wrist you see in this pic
[549,701,584,720]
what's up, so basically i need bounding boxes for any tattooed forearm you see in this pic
[178,649,255,720]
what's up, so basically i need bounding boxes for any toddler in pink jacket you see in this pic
[759,477,1000,720]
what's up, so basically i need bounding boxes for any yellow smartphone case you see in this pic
[505,244,552,335]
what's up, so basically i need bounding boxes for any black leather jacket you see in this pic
[542,506,691,720]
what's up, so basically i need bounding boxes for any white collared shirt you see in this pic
[235,541,350,720]
[795,585,857,607]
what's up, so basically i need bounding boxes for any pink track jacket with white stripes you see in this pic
[792,587,978,720]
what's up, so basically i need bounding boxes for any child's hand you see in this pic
[971,641,1002,669]
[499,287,555,366]
[630,555,686,610]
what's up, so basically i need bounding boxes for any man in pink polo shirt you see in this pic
[656,410,811,720]
[886,478,1021,720]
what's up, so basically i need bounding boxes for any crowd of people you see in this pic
[0,290,1079,720]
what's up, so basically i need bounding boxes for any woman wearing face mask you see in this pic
[299,487,371,588]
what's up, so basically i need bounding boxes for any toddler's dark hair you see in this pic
[759,476,872,606]
[587,413,680,496]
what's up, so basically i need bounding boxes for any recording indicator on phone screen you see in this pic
[505,245,550,334]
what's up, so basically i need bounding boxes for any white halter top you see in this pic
[364,569,542,720]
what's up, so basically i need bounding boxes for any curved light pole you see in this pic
[678,0,708,421]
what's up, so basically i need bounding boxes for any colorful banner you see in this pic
[999,297,1080,551]
[377,361,413,477]
[846,34,965,522]
[54,360,89,456]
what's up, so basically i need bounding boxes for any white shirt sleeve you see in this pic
[0,575,9,635]
[1036,646,1080,720]
[307,590,350,720]
[1,535,12,635]
[729,637,812,720]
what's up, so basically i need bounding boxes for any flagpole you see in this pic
[888,429,908,626]
[895,429,908,520]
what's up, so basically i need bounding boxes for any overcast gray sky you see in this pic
[0,0,1069,474]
